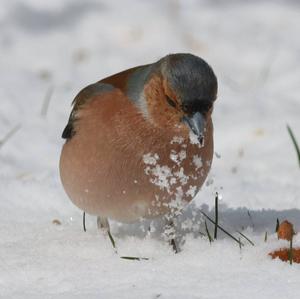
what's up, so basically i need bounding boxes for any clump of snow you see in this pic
[170,150,178,164]
[186,185,197,197]
[146,164,173,191]
[143,153,159,165]
[145,152,191,191]
[189,131,204,147]
[152,194,162,207]
[193,155,203,170]
[189,131,199,145]
[164,186,187,216]
[174,167,189,185]
[170,149,186,165]
[170,136,184,144]
[142,152,191,193]
[178,150,186,162]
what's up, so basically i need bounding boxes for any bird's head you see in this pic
[142,53,218,142]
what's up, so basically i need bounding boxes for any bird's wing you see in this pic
[62,82,115,139]
[62,64,149,140]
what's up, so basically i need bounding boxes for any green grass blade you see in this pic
[275,218,280,233]
[108,230,116,249]
[288,237,293,265]
[204,220,213,244]
[237,231,255,246]
[200,211,244,247]
[0,124,21,149]
[120,256,149,261]
[264,231,268,242]
[214,192,219,239]
[247,210,255,228]
[287,125,300,168]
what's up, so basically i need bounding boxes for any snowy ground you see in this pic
[1,0,300,298]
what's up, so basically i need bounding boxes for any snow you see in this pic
[193,155,203,170]
[1,0,300,298]
[170,149,186,165]
[170,136,184,145]
[189,131,201,145]
[186,185,197,198]
[143,153,160,166]
[146,164,173,191]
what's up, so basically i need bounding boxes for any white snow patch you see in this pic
[143,153,159,165]
[170,150,179,164]
[189,131,200,145]
[166,187,187,216]
[193,155,203,170]
[178,150,187,162]
[170,149,186,165]
[186,185,197,197]
[174,167,189,185]
[170,136,184,144]
[148,165,173,191]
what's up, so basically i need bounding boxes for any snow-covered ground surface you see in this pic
[1,0,300,298]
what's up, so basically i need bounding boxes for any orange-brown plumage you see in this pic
[60,53,217,223]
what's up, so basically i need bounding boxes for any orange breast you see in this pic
[59,90,213,223]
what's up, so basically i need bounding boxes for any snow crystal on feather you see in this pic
[174,167,189,185]
[170,149,186,165]
[145,164,173,191]
[165,187,187,216]
[186,185,197,197]
[189,131,205,148]
[170,136,184,144]
[143,153,159,165]
[189,131,200,145]
[144,151,190,192]
[193,155,203,170]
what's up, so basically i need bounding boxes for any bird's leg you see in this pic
[163,216,179,253]
[97,216,117,252]
[97,216,110,232]
[83,211,87,232]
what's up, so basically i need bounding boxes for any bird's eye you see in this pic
[182,103,189,112]
[166,96,176,108]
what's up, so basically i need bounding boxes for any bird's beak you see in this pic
[181,112,206,144]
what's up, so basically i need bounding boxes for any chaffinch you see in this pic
[60,53,218,230]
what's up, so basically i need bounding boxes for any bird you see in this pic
[59,53,218,233]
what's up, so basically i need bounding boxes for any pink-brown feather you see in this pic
[60,75,214,222]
